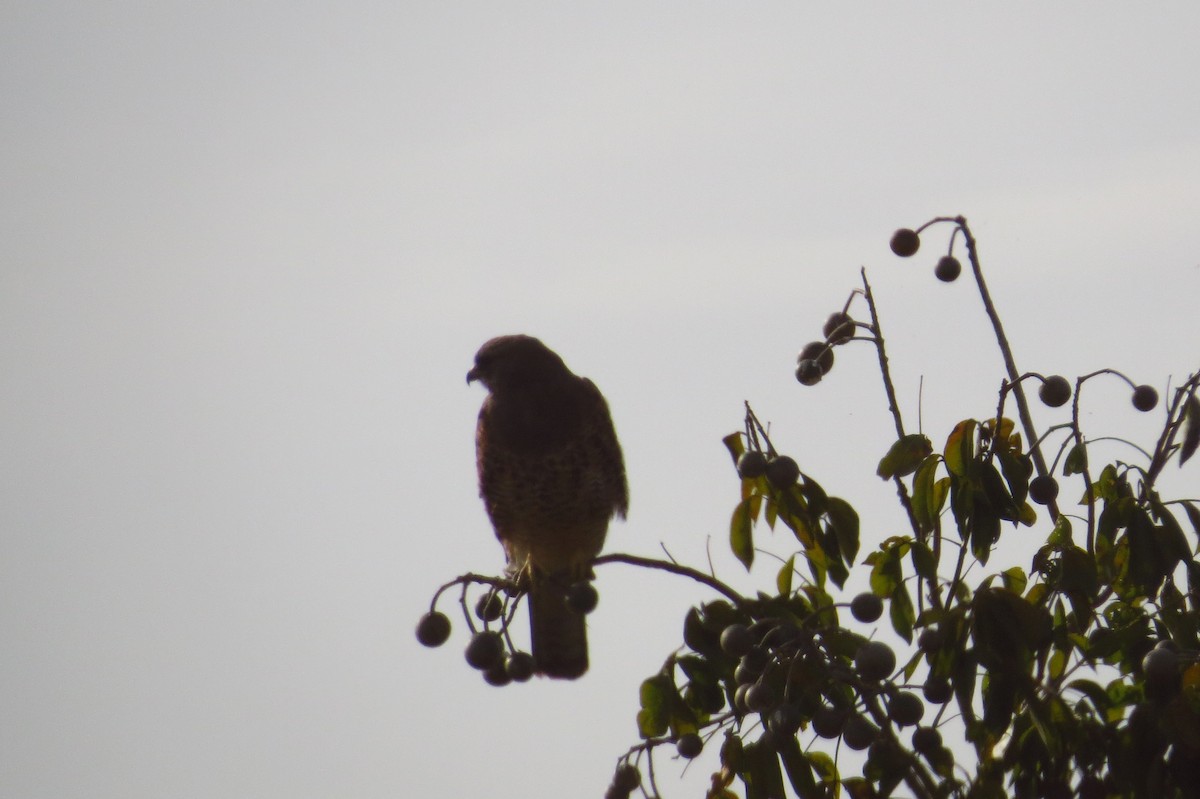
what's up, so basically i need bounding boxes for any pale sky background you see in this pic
[2,4,1199,798]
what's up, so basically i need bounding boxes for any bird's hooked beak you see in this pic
[466,366,480,385]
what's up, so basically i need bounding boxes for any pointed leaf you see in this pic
[730,497,756,570]
[1181,395,1200,465]
[825,496,861,565]
[777,555,795,596]
[944,420,978,477]
[1064,442,1088,476]
[877,434,933,480]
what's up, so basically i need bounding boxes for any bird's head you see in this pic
[466,335,569,392]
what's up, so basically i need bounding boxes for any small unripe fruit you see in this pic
[912,726,942,754]
[745,682,779,714]
[812,705,846,738]
[935,255,962,282]
[612,763,641,793]
[720,623,755,658]
[566,581,599,614]
[1132,385,1159,412]
[475,593,503,621]
[887,691,925,726]
[854,640,897,682]
[917,627,944,653]
[842,714,877,750]
[736,451,768,479]
[798,341,834,375]
[734,683,752,713]
[1039,375,1072,408]
[922,676,952,704]
[769,704,803,736]
[890,228,920,257]
[416,611,452,647]
[823,312,855,344]
[1142,646,1180,701]
[850,592,884,623]
[766,456,801,488]
[795,359,823,386]
[483,662,512,686]
[506,652,536,682]
[464,630,505,671]
[676,732,703,759]
[1029,474,1059,505]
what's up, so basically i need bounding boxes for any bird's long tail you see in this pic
[528,575,588,679]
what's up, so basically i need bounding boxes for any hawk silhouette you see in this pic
[467,335,627,678]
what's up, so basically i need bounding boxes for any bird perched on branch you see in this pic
[467,335,628,679]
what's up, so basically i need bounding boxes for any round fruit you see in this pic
[811,705,846,738]
[1142,646,1180,701]
[745,682,778,714]
[612,763,641,793]
[506,652,536,682]
[850,592,884,623]
[676,732,703,759]
[854,640,897,682]
[736,451,768,479]
[482,662,512,686]
[841,714,877,750]
[887,691,925,726]
[912,725,942,754]
[1029,474,1059,505]
[464,630,505,671]
[566,581,599,614]
[475,593,503,621]
[795,359,823,386]
[823,312,855,344]
[890,228,921,258]
[935,255,962,282]
[1039,375,1072,408]
[917,627,944,653]
[766,456,801,488]
[769,704,803,736]
[415,611,452,648]
[1132,385,1159,412]
[720,623,754,658]
[798,341,835,375]
[734,683,753,713]
[922,676,953,704]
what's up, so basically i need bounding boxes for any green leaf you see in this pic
[777,555,795,596]
[1064,442,1088,476]
[910,540,938,580]
[637,675,671,738]
[1182,501,1200,545]
[730,497,756,570]
[825,496,861,565]
[722,432,745,464]
[877,434,933,480]
[944,419,978,477]
[776,736,818,798]
[889,584,915,642]
[739,739,785,799]
[911,454,942,531]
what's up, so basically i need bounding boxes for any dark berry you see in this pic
[850,592,884,623]
[917,627,944,653]
[812,705,846,738]
[475,593,503,621]
[676,732,703,759]
[795,359,823,386]
[1039,375,1072,408]
[887,691,925,726]
[482,662,512,686]
[841,714,877,750]
[506,652,535,682]
[769,703,803,736]
[890,228,920,257]
[765,456,801,488]
[1132,385,1159,412]
[736,451,768,479]
[720,623,754,658]
[854,641,896,682]
[565,581,598,614]
[1143,647,1180,701]
[823,312,855,344]
[745,682,778,714]
[798,341,834,375]
[1029,474,1059,505]
[612,763,641,793]
[464,630,504,671]
[912,726,942,754]
[922,676,952,704]
[935,255,962,282]
[415,611,452,647]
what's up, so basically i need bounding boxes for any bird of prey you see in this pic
[467,335,628,679]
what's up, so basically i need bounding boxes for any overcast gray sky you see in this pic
[2,4,1198,798]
